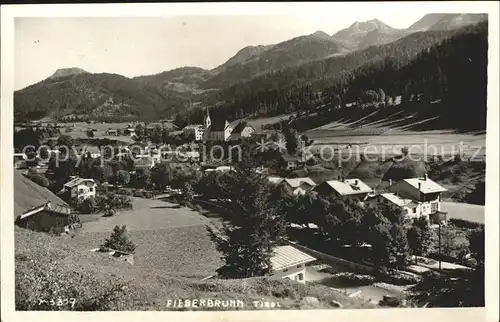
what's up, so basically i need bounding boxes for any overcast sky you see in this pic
[13,4,464,90]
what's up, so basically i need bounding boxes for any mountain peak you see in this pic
[49,67,88,79]
[312,30,332,39]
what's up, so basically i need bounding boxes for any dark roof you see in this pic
[281,154,303,162]
[14,171,70,220]
[209,118,229,132]
[231,122,254,134]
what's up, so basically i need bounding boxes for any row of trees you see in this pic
[195,166,437,277]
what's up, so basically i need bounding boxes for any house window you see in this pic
[283,268,289,273]
[431,202,438,213]
[296,264,302,268]
[78,188,84,194]
[298,273,304,281]
[89,187,94,192]
[413,208,417,214]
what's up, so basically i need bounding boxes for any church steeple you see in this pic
[204,106,211,129]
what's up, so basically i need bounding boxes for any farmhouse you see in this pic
[365,192,417,215]
[124,128,136,136]
[14,171,79,234]
[106,129,118,136]
[315,177,372,200]
[280,177,317,196]
[203,109,232,141]
[267,176,284,185]
[384,174,448,222]
[229,122,255,141]
[134,155,156,169]
[182,124,205,141]
[63,176,97,203]
[280,154,305,171]
[267,245,316,284]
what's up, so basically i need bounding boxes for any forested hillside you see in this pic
[180,21,487,132]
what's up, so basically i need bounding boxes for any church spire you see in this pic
[204,106,211,129]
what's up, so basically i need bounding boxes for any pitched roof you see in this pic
[231,122,254,134]
[282,177,316,189]
[14,171,70,220]
[376,193,415,208]
[323,178,372,196]
[281,154,303,162]
[270,245,316,271]
[207,115,230,132]
[268,176,284,184]
[403,177,447,194]
[64,177,96,188]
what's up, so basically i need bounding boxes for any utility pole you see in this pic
[438,220,442,270]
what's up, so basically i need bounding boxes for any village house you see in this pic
[14,171,79,234]
[379,174,448,223]
[279,177,317,196]
[182,124,205,141]
[314,177,373,201]
[203,109,232,141]
[267,245,316,284]
[106,129,118,136]
[82,146,101,159]
[124,127,136,137]
[229,122,255,141]
[204,165,236,173]
[63,176,97,203]
[267,176,284,185]
[280,154,305,171]
[134,155,156,169]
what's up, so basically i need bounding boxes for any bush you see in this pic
[329,273,375,287]
[378,272,419,285]
[76,198,97,214]
[143,191,153,199]
[16,255,128,310]
[133,191,145,198]
[448,218,484,230]
[117,189,133,196]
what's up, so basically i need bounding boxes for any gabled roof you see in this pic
[282,177,316,189]
[322,178,372,196]
[281,154,303,163]
[403,177,447,194]
[270,245,316,271]
[371,192,416,208]
[64,177,96,188]
[268,176,284,184]
[14,171,70,220]
[231,122,255,134]
[208,118,230,132]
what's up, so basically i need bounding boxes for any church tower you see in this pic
[204,106,211,129]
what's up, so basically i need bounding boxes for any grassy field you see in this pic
[68,197,222,278]
[15,202,374,310]
[58,122,136,144]
[441,202,485,224]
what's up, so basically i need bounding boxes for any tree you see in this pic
[407,217,435,264]
[101,225,136,253]
[25,171,50,187]
[401,146,409,157]
[56,134,74,148]
[150,162,174,191]
[365,207,411,271]
[284,130,298,156]
[468,227,484,267]
[131,168,151,188]
[207,169,286,278]
[116,170,130,186]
